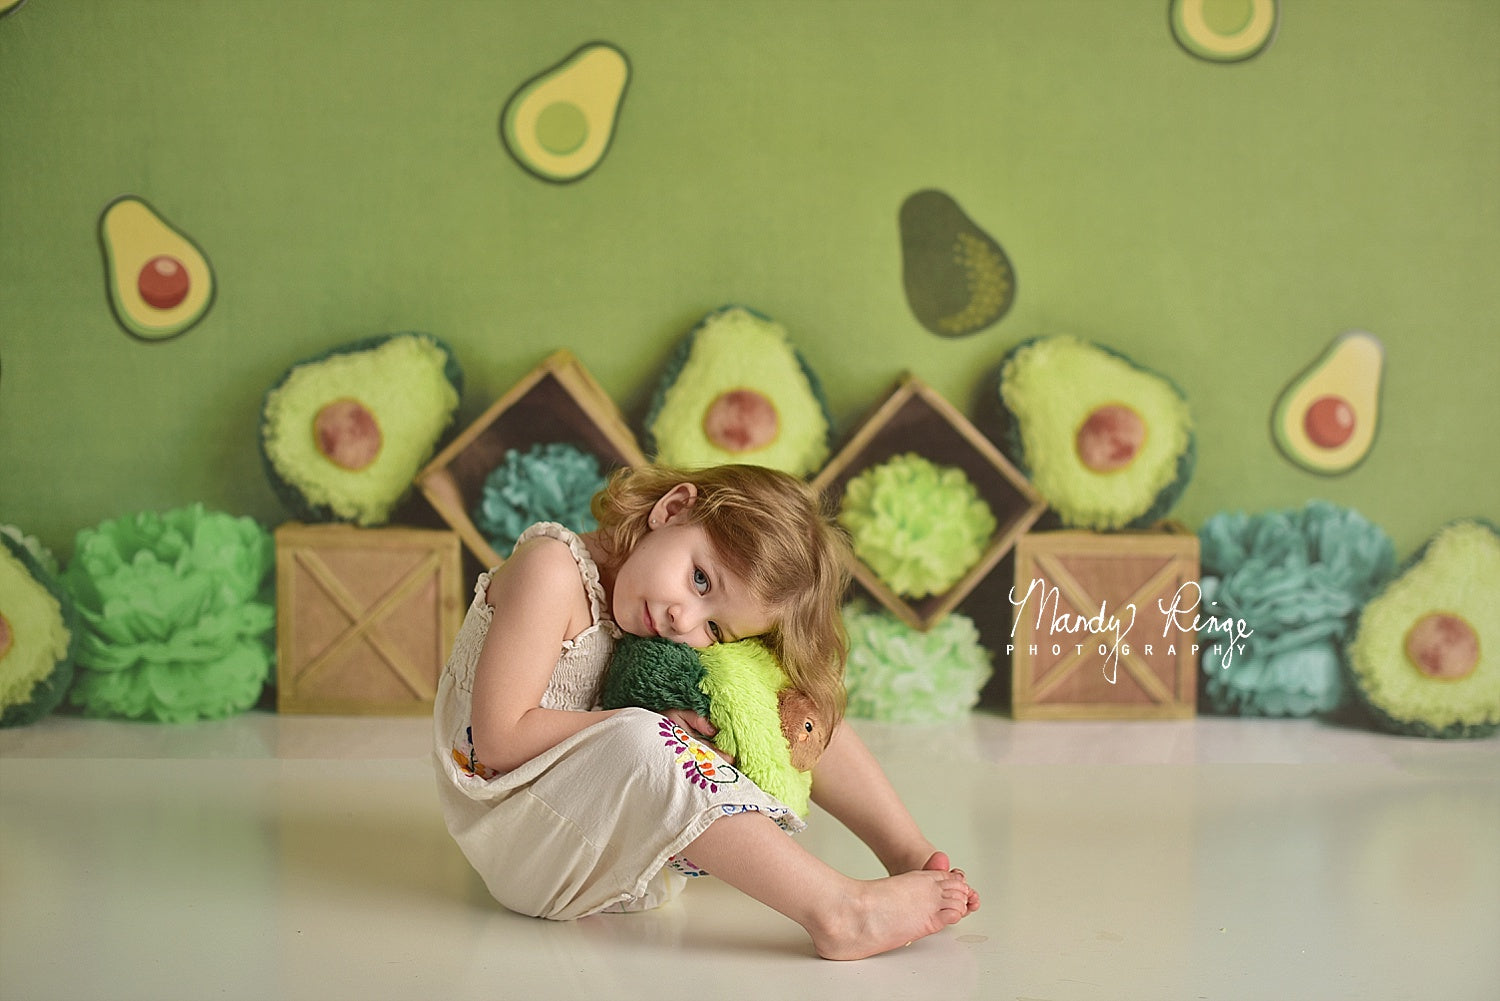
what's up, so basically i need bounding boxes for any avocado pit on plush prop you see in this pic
[601,635,828,815]
[994,335,1196,531]
[259,333,463,527]
[642,306,833,479]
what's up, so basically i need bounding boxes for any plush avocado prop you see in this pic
[259,332,462,526]
[1271,331,1384,476]
[642,306,833,478]
[501,41,629,183]
[1346,520,1499,738]
[0,528,77,727]
[996,335,1195,530]
[98,196,215,342]
[601,634,827,814]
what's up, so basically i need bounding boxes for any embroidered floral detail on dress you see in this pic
[658,717,741,793]
[666,854,711,878]
[452,726,499,781]
[719,802,791,819]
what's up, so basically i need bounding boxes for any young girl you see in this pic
[434,463,979,960]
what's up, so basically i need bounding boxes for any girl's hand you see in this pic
[662,709,735,764]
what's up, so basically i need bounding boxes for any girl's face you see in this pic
[610,488,773,648]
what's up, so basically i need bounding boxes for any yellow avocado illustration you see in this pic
[99,196,215,341]
[1271,331,1383,475]
[1170,0,1278,63]
[500,42,629,183]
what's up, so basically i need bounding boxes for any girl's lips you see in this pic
[644,604,657,636]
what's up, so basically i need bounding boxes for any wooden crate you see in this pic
[1010,529,1200,719]
[812,373,1047,631]
[416,349,646,569]
[276,524,463,715]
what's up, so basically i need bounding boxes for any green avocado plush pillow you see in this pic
[602,634,825,814]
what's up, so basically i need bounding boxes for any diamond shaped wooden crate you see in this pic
[1010,530,1200,720]
[416,349,647,570]
[276,524,463,715]
[812,373,1046,631]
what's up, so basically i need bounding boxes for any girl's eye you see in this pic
[693,567,710,594]
[708,621,723,643]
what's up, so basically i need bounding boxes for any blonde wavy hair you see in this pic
[592,463,851,734]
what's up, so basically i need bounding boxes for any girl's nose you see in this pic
[667,603,700,639]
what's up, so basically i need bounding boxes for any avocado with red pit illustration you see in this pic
[98,196,215,342]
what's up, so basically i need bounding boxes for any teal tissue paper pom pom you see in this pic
[842,602,993,722]
[472,442,608,557]
[1197,501,1396,717]
[61,504,275,723]
[838,453,997,599]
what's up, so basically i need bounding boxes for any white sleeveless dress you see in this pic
[432,522,803,920]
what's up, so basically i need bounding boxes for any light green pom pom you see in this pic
[62,505,275,723]
[842,602,993,723]
[838,453,996,598]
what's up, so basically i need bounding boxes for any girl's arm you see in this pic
[468,537,622,773]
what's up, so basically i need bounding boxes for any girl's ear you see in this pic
[650,482,699,527]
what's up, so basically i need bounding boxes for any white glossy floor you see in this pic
[2,710,1497,1001]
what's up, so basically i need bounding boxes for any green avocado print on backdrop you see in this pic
[98,196,215,342]
[1271,331,1384,476]
[501,42,630,183]
[899,190,1015,338]
[1169,0,1278,63]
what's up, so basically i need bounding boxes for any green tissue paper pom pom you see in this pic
[838,453,996,598]
[1197,501,1396,717]
[472,442,607,557]
[842,602,993,723]
[62,504,276,723]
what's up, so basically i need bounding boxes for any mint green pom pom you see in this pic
[472,442,606,557]
[842,602,993,722]
[838,453,996,598]
[1198,501,1396,717]
[62,505,275,723]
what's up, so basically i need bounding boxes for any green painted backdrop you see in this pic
[2,0,1497,562]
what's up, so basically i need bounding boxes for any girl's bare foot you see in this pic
[923,850,981,915]
[809,870,969,961]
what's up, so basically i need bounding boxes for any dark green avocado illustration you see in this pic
[899,189,1015,338]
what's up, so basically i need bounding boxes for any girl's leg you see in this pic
[810,720,936,874]
[810,721,981,913]
[681,811,969,961]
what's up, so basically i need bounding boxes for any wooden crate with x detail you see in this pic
[275,524,463,714]
[1009,529,1200,720]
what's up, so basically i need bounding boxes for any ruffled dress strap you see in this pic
[514,522,619,648]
